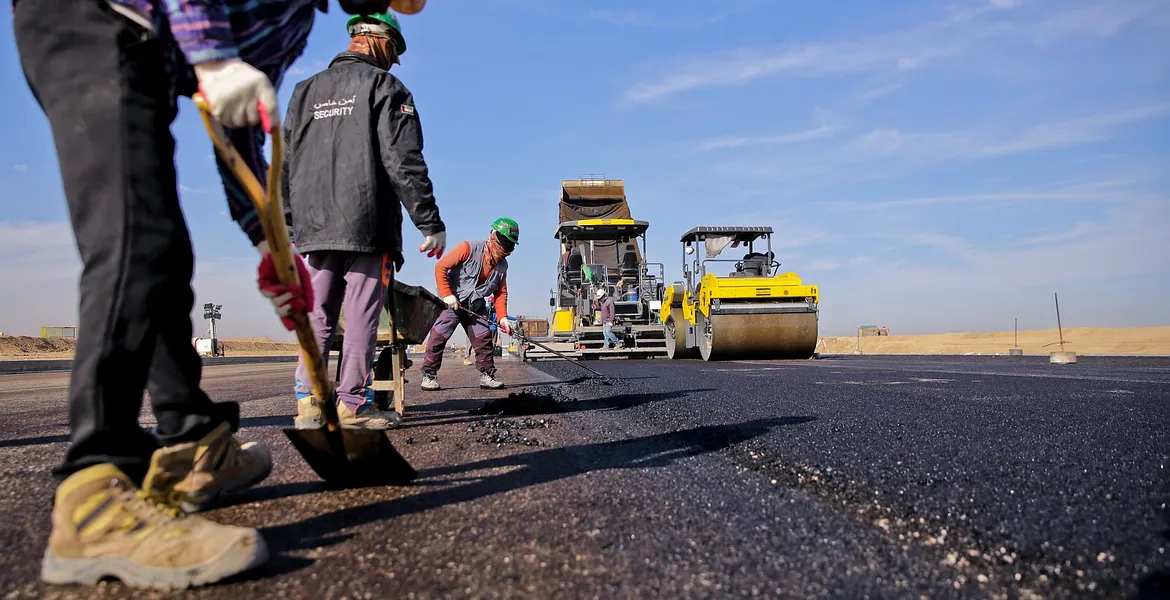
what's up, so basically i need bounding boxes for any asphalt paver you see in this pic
[0,354,1166,599]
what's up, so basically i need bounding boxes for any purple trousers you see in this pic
[422,308,496,376]
[294,251,384,411]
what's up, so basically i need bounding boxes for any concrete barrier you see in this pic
[0,355,298,375]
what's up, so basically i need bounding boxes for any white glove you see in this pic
[498,317,513,336]
[442,295,459,311]
[194,59,278,130]
[419,231,446,258]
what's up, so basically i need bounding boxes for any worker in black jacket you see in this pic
[282,11,445,430]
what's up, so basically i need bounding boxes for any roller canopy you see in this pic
[681,226,773,243]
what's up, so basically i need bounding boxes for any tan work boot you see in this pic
[337,400,401,429]
[41,461,268,590]
[159,422,272,512]
[295,395,324,429]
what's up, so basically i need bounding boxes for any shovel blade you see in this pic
[283,427,417,486]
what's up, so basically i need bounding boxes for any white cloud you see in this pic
[976,103,1170,157]
[1035,0,1170,42]
[1014,221,1109,246]
[589,9,726,29]
[696,124,837,152]
[624,2,1018,104]
[836,179,1144,212]
[722,104,1170,184]
[12,164,28,172]
[178,184,207,195]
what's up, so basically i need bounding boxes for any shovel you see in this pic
[456,307,612,385]
[193,94,416,486]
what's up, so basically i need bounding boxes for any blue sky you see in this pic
[1,0,1168,339]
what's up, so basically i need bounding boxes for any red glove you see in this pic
[256,241,314,331]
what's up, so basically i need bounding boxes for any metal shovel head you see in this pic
[283,426,417,487]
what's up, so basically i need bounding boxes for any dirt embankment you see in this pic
[818,326,1170,356]
[0,336,299,360]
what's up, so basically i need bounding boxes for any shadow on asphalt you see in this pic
[0,433,69,448]
[251,415,816,574]
[393,387,716,432]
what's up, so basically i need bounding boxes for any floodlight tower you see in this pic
[202,303,223,356]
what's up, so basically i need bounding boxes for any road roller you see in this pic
[661,226,819,361]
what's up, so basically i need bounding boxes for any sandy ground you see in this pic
[5,326,1170,360]
[0,336,300,360]
[818,326,1170,356]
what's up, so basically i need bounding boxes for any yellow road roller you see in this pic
[661,226,819,361]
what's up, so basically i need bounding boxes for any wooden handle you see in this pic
[193,94,339,429]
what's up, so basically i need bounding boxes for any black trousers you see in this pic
[14,0,237,485]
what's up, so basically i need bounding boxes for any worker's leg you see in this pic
[463,311,503,388]
[16,0,220,486]
[293,251,348,427]
[603,323,621,347]
[331,253,399,428]
[14,0,268,586]
[421,309,461,378]
[335,253,385,412]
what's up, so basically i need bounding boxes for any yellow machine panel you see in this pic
[553,309,576,334]
[697,272,818,317]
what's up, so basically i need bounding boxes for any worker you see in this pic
[421,219,519,390]
[598,288,623,349]
[283,12,446,430]
[13,0,418,589]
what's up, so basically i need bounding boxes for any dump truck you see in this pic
[522,176,667,360]
[662,226,819,361]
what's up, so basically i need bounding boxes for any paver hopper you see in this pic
[662,226,819,361]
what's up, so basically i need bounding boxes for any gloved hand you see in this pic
[498,317,513,336]
[419,230,446,258]
[442,295,459,311]
[194,59,278,130]
[256,240,314,330]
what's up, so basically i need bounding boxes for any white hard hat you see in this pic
[595,288,606,299]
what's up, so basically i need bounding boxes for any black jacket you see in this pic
[282,52,444,266]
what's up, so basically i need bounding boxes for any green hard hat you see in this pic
[491,217,520,245]
[346,12,406,56]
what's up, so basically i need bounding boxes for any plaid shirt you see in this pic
[112,0,326,244]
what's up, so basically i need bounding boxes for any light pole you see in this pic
[202,303,223,356]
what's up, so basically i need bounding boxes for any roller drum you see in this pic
[698,311,818,361]
[665,307,699,360]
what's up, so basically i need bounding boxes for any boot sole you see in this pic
[41,531,268,590]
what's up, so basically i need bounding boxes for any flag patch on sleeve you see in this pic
[401,104,415,115]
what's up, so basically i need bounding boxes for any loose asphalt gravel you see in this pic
[0,355,1166,599]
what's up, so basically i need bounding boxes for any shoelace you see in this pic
[133,488,186,519]
[112,479,185,520]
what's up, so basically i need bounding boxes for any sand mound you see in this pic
[0,336,76,358]
[818,326,1170,356]
[0,335,299,359]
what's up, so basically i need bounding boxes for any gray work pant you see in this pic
[294,251,385,411]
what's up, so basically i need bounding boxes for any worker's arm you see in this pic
[493,278,508,322]
[161,0,239,65]
[434,241,471,298]
[375,75,445,239]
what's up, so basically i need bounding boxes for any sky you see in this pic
[1,0,1168,340]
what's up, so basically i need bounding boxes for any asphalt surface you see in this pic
[0,355,1166,599]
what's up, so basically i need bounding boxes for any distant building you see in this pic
[858,325,889,337]
[41,326,78,339]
